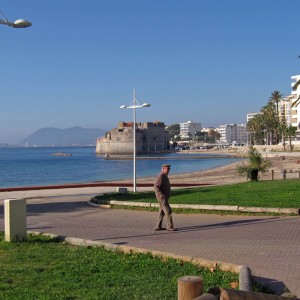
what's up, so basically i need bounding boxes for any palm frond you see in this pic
[292,79,300,91]
[292,95,300,107]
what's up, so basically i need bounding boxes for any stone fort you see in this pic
[95,121,170,154]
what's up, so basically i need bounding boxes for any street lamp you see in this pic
[120,89,151,192]
[0,9,32,28]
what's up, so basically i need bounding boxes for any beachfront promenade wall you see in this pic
[96,121,169,154]
[96,126,143,154]
[227,144,300,154]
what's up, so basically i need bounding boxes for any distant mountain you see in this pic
[19,126,106,147]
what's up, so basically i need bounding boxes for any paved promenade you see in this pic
[0,187,299,297]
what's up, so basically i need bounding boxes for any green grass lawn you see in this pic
[0,233,238,300]
[93,179,300,209]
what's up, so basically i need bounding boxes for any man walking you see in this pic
[154,164,176,232]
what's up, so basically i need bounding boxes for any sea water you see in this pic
[0,147,239,188]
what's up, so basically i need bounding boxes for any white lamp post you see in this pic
[120,89,151,192]
[0,9,32,28]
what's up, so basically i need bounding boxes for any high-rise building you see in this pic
[179,121,202,139]
[216,124,247,145]
[277,75,300,141]
[246,75,300,144]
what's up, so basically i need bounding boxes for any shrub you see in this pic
[237,146,271,181]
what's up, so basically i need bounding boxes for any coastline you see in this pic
[1,150,300,200]
[0,147,238,189]
[138,150,300,186]
[107,148,300,186]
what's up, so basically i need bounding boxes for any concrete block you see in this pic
[116,187,128,193]
[238,206,300,214]
[4,198,27,242]
[110,200,150,207]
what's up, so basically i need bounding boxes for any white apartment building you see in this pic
[247,112,259,123]
[216,124,247,145]
[277,75,300,141]
[201,127,215,133]
[279,96,292,127]
[179,121,202,139]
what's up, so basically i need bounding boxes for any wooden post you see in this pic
[178,276,203,300]
[271,170,274,181]
[282,170,286,180]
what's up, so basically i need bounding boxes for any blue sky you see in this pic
[1,0,299,144]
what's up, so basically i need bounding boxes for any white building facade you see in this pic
[277,74,300,141]
[247,112,259,123]
[179,121,202,139]
[216,124,247,145]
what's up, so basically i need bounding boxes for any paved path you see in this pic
[0,189,299,297]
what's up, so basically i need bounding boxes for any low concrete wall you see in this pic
[90,200,300,215]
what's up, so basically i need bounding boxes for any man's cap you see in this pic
[162,164,171,168]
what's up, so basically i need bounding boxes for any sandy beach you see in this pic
[0,149,300,200]
[1,149,300,200]
[136,149,300,186]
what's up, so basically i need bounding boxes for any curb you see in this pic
[27,230,252,291]
[89,199,300,215]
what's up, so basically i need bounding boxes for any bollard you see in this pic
[271,170,274,181]
[178,275,203,300]
[4,198,27,242]
[239,265,253,291]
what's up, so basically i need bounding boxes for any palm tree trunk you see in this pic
[282,131,286,151]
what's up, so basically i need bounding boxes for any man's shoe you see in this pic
[154,227,166,231]
[167,227,177,231]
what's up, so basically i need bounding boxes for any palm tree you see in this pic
[286,126,297,151]
[237,146,271,181]
[278,117,287,151]
[268,91,283,144]
[247,115,264,145]
[269,91,283,119]
[260,102,277,144]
